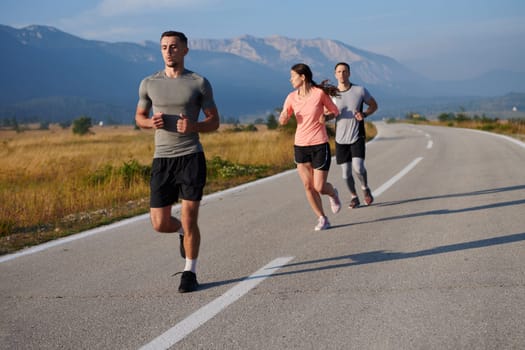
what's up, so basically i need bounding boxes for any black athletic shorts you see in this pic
[150,152,207,208]
[335,137,366,164]
[294,143,331,171]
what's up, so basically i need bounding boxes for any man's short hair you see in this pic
[335,62,350,71]
[160,31,188,46]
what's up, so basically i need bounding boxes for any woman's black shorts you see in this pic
[294,143,331,171]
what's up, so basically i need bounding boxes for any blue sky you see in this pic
[1,0,524,80]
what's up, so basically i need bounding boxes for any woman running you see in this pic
[279,63,341,231]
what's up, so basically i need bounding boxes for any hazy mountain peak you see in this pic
[190,34,414,85]
[7,24,94,48]
[14,25,56,44]
[1,24,523,124]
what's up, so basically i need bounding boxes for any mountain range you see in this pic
[1,24,524,124]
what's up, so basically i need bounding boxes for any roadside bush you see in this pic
[438,113,454,122]
[207,156,269,179]
[226,123,258,132]
[72,116,93,135]
[86,159,150,187]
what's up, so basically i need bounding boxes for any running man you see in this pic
[135,31,220,293]
[332,62,378,208]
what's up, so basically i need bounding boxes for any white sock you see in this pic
[184,258,197,273]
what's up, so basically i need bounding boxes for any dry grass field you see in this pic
[0,122,377,254]
[1,125,154,253]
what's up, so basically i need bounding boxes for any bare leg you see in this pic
[180,199,201,259]
[296,163,324,217]
[150,206,182,233]
[177,200,201,293]
[312,168,337,197]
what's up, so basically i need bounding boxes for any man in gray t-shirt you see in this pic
[135,31,220,293]
[332,62,378,209]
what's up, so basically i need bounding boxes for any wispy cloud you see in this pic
[95,0,219,16]
[358,10,411,23]
[57,0,221,41]
[81,26,145,42]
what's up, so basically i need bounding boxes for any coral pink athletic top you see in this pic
[281,87,339,146]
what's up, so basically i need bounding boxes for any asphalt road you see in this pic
[1,122,524,350]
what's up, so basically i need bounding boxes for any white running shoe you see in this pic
[315,216,331,231]
[329,188,341,214]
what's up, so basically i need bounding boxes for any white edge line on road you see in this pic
[465,127,525,149]
[0,213,150,264]
[139,256,295,350]
[373,157,424,197]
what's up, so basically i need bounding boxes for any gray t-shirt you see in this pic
[332,85,372,145]
[137,69,217,158]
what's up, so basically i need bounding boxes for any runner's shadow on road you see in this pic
[271,231,525,278]
[330,185,525,229]
[200,186,525,290]
[200,231,525,290]
[375,184,525,208]
[350,198,525,227]
[330,197,525,230]
[198,278,246,291]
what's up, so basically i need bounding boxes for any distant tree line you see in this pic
[2,106,341,137]
[403,109,503,124]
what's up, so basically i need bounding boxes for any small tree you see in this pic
[12,117,21,133]
[438,113,454,122]
[59,120,72,129]
[244,123,258,132]
[39,121,50,130]
[266,113,278,130]
[72,116,93,135]
[280,112,297,134]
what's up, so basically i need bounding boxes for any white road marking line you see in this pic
[373,157,423,197]
[0,213,150,264]
[424,132,433,149]
[139,256,295,350]
[466,128,525,149]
